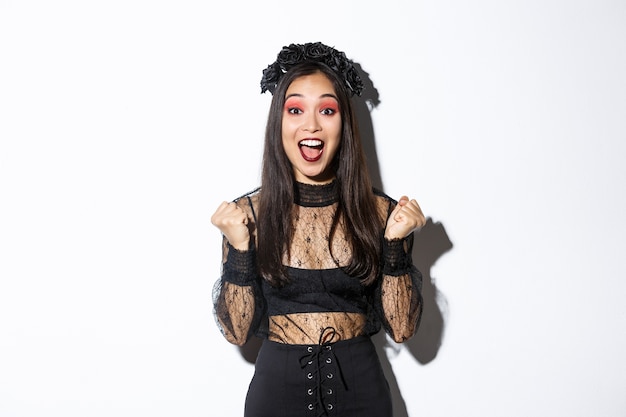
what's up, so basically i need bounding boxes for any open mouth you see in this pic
[298,139,324,162]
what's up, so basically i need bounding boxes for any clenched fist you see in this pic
[384,196,425,240]
[211,201,251,251]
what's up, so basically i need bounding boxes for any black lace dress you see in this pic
[213,181,423,417]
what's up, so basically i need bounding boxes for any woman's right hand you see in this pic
[210,202,251,251]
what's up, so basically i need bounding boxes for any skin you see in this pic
[211,71,426,250]
[281,72,342,185]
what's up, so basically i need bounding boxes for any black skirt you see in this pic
[244,336,392,417]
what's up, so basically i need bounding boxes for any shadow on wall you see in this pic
[405,218,452,364]
[354,63,454,417]
[373,218,452,417]
[237,61,454,417]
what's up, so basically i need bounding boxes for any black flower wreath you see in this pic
[260,42,364,97]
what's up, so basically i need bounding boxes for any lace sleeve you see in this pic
[212,237,265,346]
[376,233,424,343]
[212,191,265,346]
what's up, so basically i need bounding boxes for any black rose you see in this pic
[260,42,364,96]
[276,44,303,70]
[260,63,281,94]
[344,67,364,96]
[303,42,329,60]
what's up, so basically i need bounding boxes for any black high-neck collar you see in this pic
[294,180,339,207]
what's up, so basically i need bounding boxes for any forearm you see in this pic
[216,282,257,345]
[214,241,262,346]
[379,237,423,343]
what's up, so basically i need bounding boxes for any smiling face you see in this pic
[281,72,342,184]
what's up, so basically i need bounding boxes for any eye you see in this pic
[318,98,339,115]
[286,107,303,115]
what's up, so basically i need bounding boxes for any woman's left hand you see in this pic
[384,196,426,240]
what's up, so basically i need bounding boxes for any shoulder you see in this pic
[232,187,261,215]
[373,188,396,204]
[372,188,398,220]
[232,186,261,203]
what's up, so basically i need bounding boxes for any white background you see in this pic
[1,1,625,416]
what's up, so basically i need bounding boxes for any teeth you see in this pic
[299,139,323,147]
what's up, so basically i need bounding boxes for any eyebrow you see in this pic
[285,93,339,101]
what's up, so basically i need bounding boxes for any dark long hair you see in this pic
[257,61,383,286]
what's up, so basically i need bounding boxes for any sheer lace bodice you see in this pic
[213,181,423,346]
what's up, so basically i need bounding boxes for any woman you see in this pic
[211,42,425,417]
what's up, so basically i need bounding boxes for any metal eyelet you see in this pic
[307,388,313,395]
[327,388,333,395]
[327,373,333,379]
[307,346,313,353]
[308,360,313,365]
[308,403,314,410]
[327,403,334,410]
[307,372,313,379]
[326,357,332,364]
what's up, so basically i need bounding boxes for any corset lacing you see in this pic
[299,327,347,416]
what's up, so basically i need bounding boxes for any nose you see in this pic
[302,112,321,133]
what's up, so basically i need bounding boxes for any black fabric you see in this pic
[244,336,392,417]
[213,181,423,344]
[261,267,369,316]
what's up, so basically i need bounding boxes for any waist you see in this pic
[268,312,367,344]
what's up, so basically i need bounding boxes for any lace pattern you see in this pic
[213,182,423,345]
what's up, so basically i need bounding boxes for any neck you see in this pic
[293,180,339,207]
